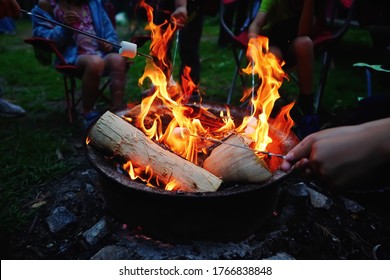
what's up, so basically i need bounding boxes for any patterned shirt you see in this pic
[50,0,102,56]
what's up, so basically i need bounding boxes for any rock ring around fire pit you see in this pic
[85,103,299,242]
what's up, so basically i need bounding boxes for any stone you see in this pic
[46,206,78,234]
[83,217,109,246]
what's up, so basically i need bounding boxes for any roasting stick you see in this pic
[172,31,179,68]
[21,9,153,59]
[251,61,255,115]
[190,134,286,159]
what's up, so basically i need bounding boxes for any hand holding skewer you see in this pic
[171,6,187,29]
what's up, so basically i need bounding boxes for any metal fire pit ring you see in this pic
[85,102,299,242]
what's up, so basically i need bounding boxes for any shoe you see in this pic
[296,114,320,139]
[0,98,26,118]
[188,89,201,103]
[373,244,390,260]
[81,111,101,130]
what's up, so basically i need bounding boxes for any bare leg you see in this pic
[269,46,283,61]
[76,54,105,114]
[103,53,126,111]
[292,36,319,137]
[293,36,314,114]
[294,36,314,96]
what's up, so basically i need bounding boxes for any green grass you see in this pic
[0,16,387,240]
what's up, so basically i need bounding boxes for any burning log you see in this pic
[124,103,227,132]
[87,111,222,192]
[124,101,173,129]
[202,134,272,183]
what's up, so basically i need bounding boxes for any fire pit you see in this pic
[85,0,299,242]
[85,103,299,242]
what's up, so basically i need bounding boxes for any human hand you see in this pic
[281,119,390,189]
[63,11,80,26]
[0,0,20,18]
[99,41,113,53]
[171,6,187,29]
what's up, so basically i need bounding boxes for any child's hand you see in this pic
[63,11,80,26]
[171,7,187,29]
[99,41,113,52]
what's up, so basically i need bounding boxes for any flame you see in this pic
[180,66,198,104]
[135,0,210,164]
[237,36,292,152]
[116,2,294,190]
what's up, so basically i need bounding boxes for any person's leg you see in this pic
[293,36,314,115]
[103,53,127,111]
[291,36,318,138]
[179,8,203,85]
[76,54,105,114]
[152,1,175,81]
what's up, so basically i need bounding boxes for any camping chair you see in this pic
[24,1,150,123]
[25,37,124,124]
[220,0,356,113]
[312,0,357,112]
[220,0,260,104]
[24,37,94,124]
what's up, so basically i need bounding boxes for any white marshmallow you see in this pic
[119,41,137,58]
[245,116,258,138]
[171,127,190,139]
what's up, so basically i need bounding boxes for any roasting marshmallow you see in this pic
[119,41,137,58]
[245,116,258,138]
[171,127,190,140]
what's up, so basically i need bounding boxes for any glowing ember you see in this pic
[115,1,294,191]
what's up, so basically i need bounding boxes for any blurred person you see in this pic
[153,0,203,87]
[0,0,26,118]
[31,0,127,125]
[153,0,218,90]
[248,0,317,137]
[0,0,20,18]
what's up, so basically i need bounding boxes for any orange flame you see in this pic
[119,2,294,190]
[237,36,293,152]
[135,0,210,164]
[180,66,198,104]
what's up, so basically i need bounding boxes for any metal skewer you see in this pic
[190,134,286,159]
[21,9,153,59]
[172,30,179,68]
[251,61,255,115]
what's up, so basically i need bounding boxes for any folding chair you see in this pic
[312,0,357,112]
[220,0,261,104]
